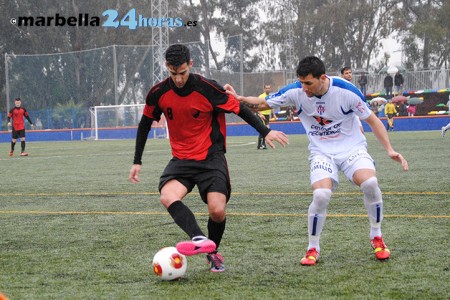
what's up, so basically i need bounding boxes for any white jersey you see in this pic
[266,76,371,156]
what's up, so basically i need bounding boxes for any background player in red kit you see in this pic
[7,98,34,156]
[129,44,288,272]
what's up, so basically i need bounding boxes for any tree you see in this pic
[398,0,449,70]
[172,0,263,72]
[0,0,174,111]
[260,0,401,73]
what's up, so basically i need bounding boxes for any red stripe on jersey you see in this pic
[198,77,241,114]
[216,94,241,114]
[143,104,155,119]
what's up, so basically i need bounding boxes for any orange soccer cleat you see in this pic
[371,236,390,260]
[300,248,320,266]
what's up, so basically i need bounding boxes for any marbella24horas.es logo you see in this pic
[10,9,197,29]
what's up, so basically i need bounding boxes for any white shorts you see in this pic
[309,148,375,188]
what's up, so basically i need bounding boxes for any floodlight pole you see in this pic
[113,45,118,105]
[5,54,10,113]
[285,4,295,84]
[151,0,169,85]
[240,34,244,96]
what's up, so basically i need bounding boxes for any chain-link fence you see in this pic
[3,35,246,130]
[3,34,450,131]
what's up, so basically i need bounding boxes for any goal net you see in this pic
[87,104,168,140]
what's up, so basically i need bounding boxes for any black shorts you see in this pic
[12,129,26,139]
[159,152,231,203]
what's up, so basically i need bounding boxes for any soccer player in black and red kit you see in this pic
[129,44,288,272]
[8,98,34,156]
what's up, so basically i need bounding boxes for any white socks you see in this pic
[307,188,332,252]
[361,177,383,239]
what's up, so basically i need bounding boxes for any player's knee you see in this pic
[360,177,381,201]
[207,193,227,222]
[208,202,226,222]
[209,209,225,223]
[312,188,332,210]
[209,211,225,223]
[159,193,177,208]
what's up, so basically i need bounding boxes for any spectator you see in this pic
[383,74,394,100]
[407,104,416,117]
[340,66,352,82]
[358,72,368,98]
[394,72,404,95]
[285,106,295,121]
[370,101,379,117]
[396,102,408,117]
[378,103,386,118]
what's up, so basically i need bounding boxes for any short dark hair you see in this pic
[340,66,351,74]
[165,44,190,67]
[14,97,21,101]
[296,56,326,79]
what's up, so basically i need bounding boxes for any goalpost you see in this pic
[88,104,168,140]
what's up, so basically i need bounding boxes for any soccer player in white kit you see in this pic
[225,56,409,265]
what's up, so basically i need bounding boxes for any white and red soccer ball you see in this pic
[152,247,187,280]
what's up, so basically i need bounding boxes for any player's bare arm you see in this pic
[129,164,142,183]
[224,84,271,111]
[264,130,289,149]
[364,113,409,171]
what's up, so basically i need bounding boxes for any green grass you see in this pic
[0,131,449,299]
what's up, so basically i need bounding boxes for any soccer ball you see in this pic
[152,246,187,280]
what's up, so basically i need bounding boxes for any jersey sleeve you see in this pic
[352,99,372,120]
[196,76,240,114]
[23,108,33,124]
[266,81,303,109]
[144,83,166,121]
[133,83,166,165]
[331,77,371,120]
[133,114,153,165]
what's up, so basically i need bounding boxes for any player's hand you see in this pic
[224,84,239,99]
[129,164,142,183]
[388,151,409,171]
[264,130,289,149]
[31,124,35,129]
[7,122,11,127]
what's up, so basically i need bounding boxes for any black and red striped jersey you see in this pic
[144,74,241,160]
[8,107,32,131]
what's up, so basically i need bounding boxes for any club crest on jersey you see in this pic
[314,116,333,126]
[317,104,325,115]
